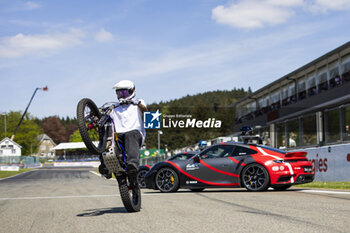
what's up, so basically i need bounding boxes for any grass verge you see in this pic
[0,168,33,179]
[297,182,350,190]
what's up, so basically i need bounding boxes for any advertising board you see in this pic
[293,143,350,182]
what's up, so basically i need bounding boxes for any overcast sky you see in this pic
[1,0,350,118]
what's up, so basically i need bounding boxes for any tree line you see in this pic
[0,87,250,155]
[144,88,249,150]
[0,113,78,155]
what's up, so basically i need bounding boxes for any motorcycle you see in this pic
[76,98,141,212]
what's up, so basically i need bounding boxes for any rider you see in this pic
[99,80,147,180]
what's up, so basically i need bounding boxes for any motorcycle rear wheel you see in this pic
[117,175,141,212]
[77,98,107,154]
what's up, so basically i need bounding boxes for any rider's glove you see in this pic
[119,99,140,105]
[130,99,140,105]
[119,100,128,105]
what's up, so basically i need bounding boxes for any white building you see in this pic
[0,137,22,156]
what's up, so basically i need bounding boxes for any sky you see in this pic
[1,0,350,118]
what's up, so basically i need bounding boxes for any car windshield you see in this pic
[256,145,286,154]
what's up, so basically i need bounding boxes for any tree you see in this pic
[0,111,42,155]
[69,129,83,142]
[65,122,78,139]
[144,88,249,150]
[248,86,252,94]
[61,116,78,137]
[42,116,68,144]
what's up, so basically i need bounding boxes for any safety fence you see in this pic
[0,156,41,169]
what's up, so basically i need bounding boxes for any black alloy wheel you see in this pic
[137,169,148,188]
[242,163,270,191]
[155,168,179,193]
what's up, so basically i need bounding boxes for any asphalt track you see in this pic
[0,168,349,233]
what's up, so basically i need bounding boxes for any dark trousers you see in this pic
[117,130,142,169]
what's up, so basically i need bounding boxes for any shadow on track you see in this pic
[77,207,128,216]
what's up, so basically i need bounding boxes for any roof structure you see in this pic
[234,41,350,107]
[37,134,56,146]
[52,141,98,150]
[0,137,22,148]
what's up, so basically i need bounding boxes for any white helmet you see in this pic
[113,80,135,101]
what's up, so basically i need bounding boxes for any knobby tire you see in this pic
[77,98,106,154]
[118,176,141,212]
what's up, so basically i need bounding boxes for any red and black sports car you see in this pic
[137,151,199,188]
[144,142,314,192]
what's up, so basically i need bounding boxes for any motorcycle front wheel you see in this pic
[77,98,107,154]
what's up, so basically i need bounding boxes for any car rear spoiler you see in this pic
[284,151,307,158]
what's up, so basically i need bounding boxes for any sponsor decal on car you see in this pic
[186,180,198,184]
[186,163,199,171]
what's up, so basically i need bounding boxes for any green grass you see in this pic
[0,168,33,179]
[297,182,350,190]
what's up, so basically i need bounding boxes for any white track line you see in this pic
[297,189,350,195]
[89,171,101,177]
[0,194,120,201]
[0,192,193,201]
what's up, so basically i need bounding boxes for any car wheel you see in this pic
[155,167,179,193]
[272,185,292,191]
[137,169,148,188]
[242,163,270,191]
[190,188,205,192]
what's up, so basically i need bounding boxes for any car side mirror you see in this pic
[193,155,200,163]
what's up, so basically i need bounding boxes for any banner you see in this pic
[140,149,164,159]
[293,143,350,182]
[0,165,20,171]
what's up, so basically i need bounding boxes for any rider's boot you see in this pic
[127,164,139,190]
[98,156,112,179]
[126,163,138,176]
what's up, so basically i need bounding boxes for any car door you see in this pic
[229,145,258,174]
[187,145,240,186]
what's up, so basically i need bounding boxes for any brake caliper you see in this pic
[248,175,253,185]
